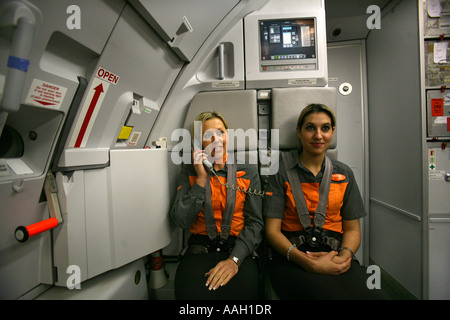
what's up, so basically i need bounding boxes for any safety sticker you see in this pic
[429,170,445,180]
[431,98,444,116]
[429,149,437,171]
[212,81,240,88]
[25,79,67,109]
[288,79,317,85]
[0,159,9,177]
[128,131,141,146]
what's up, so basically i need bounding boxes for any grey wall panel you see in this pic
[369,201,422,297]
[367,3,422,218]
[366,0,423,298]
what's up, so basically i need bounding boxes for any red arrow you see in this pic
[32,99,57,106]
[74,84,104,148]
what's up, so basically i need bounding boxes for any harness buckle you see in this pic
[305,227,323,248]
[207,238,232,253]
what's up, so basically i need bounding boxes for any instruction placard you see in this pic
[431,98,444,116]
[25,79,67,109]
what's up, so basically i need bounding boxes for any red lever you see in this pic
[15,217,59,242]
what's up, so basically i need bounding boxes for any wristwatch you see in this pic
[229,255,241,267]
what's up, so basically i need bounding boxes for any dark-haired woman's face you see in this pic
[297,112,335,157]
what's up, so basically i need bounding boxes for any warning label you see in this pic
[25,79,67,109]
[431,98,444,116]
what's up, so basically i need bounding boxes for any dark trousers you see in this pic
[267,252,389,300]
[174,251,260,300]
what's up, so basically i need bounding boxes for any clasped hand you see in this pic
[303,250,351,275]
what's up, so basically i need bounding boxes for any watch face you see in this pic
[231,256,240,266]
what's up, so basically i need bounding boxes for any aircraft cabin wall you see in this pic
[2,0,326,299]
[367,0,423,299]
[0,0,331,299]
[367,0,450,300]
[1,0,447,301]
[0,0,256,299]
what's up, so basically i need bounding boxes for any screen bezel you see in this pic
[258,17,318,69]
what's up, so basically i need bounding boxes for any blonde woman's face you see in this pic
[202,118,227,161]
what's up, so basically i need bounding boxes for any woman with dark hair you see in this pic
[263,104,388,299]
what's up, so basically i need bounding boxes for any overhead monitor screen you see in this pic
[259,18,316,71]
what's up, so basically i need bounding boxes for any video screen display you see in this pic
[259,18,316,61]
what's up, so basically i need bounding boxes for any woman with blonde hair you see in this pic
[170,111,263,300]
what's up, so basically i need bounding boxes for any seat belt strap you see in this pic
[204,175,217,241]
[204,163,237,243]
[314,155,333,229]
[282,151,311,230]
[220,163,236,242]
[281,151,333,230]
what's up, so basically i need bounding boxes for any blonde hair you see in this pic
[192,111,229,138]
[195,111,228,128]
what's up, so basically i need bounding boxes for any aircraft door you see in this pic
[0,0,126,299]
[51,3,184,287]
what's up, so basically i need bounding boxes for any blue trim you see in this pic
[7,56,30,72]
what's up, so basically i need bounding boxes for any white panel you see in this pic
[60,148,109,168]
[108,148,172,268]
[53,149,171,285]
[85,168,114,278]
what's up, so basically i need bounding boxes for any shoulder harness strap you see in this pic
[204,163,237,243]
[281,151,333,230]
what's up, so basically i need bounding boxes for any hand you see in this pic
[306,250,351,264]
[304,250,351,275]
[205,258,239,291]
[192,149,208,186]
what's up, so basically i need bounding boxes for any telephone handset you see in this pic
[192,140,266,197]
[193,139,215,174]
